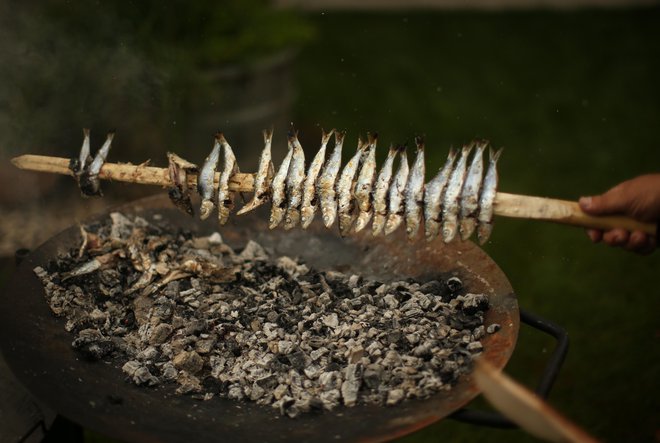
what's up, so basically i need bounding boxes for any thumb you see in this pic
[579,186,629,215]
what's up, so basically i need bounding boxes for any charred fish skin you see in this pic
[459,140,487,240]
[371,145,397,236]
[269,143,294,229]
[283,130,306,230]
[337,138,365,236]
[198,137,221,220]
[79,131,115,197]
[353,133,378,233]
[384,146,409,236]
[404,137,426,239]
[237,128,275,215]
[477,147,503,245]
[167,153,195,217]
[216,133,240,226]
[423,148,457,242]
[300,128,334,229]
[318,130,345,228]
[441,142,473,243]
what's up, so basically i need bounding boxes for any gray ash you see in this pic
[33,212,499,417]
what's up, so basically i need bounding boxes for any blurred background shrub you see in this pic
[0,0,314,162]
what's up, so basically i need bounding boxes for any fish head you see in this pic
[300,207,314,229]
[78,173,102,197]
[477,223,493,245]
[383,214,401,236]
[199,200,215,220]
[442,222,457,243]
[406,223,419,239]
[321,207,336,228]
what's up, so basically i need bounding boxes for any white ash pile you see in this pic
[33,212,498,417]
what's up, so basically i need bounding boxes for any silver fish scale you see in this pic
[141,130,501,242]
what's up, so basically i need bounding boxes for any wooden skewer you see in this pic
[11,154,656,236]
[474,358,600,443]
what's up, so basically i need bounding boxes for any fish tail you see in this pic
[334,130,346,146]
[322,128,335,144]
[490,147,504,163]
[263,127,274,143]
[414,135,425,150]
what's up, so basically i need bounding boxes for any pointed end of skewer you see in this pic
[10,155,26,169]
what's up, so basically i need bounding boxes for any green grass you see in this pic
[293,8,660,442]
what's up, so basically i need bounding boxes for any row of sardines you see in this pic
[196,128,501,244]
[69,128,501,244]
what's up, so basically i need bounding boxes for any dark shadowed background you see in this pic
[0,1,658,442]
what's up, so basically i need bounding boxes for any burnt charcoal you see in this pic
[308,396,324,412]
[419,280,444,296]
[326,279,352,299]
[446,277,463,293]
[386,330,402,345]
[390,290,408,303]
[287,350,307,371]
[72,338,115,361]
[120,310,136,328]
[202,376,224,393]
[34,211,491,419]
[460,293,489,315]
[487,323,501,334]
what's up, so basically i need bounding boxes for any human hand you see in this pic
[579,174,660,254]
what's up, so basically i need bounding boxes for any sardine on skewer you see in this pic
[371,145,397,236]
[423,147,457,241]
[337,138,366,236]
[70,128,91,176]
[404,137,425,239]
[78,131,115,196]
[283,131,306,230]
[477,147,503,244]
[216,133,240,226]
[318,131,345,228]
[353,133,378,233]
[384,146,409,235]
[269,143,294,229]
[459,140,487,240]
[167,152,197,217]
[300,128,334,229]
[237,128,275,215]
[198,137,221,220]
[441,142,473,243]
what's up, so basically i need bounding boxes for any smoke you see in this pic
[0,1,180,161]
